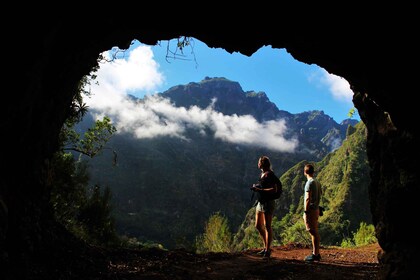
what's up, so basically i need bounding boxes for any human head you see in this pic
[258,156,272,171]
[304,163,315,176]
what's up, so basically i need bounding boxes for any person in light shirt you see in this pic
[303,163,322,262]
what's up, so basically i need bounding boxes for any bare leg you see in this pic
[313,228,320,255]
[264,213,273,251]
[255,210,267,249]
[313,214,320,255]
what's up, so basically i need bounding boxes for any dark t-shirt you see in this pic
[257,170,281,203]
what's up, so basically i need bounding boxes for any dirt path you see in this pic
[105,243,381,279]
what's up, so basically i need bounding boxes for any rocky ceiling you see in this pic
[4,17,418,279]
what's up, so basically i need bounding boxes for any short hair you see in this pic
[304,163,315,175]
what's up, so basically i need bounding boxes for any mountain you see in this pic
[160,77,353,155]
[160,77,291,122]
[234,121,370,249]
[83,77,359,249]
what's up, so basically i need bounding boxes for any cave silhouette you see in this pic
[4,19,418,279]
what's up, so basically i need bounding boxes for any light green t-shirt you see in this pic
[304,177,322,209]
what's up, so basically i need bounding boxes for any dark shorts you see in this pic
[256,200,276,215]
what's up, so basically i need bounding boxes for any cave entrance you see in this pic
[66,36,366,250]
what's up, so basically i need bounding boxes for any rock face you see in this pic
[5,17,418,279]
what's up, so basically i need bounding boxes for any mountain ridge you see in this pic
[158,76,358,154]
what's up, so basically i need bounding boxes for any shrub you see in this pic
[353,222,377,246]
[340,222,377,247]
[195,212,232,253]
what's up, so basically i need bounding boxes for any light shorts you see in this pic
[304,208,319,231]
[256,200,276,215]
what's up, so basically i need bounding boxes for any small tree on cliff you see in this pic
[49,71,119,247]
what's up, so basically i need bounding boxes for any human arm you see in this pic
[250,183,263,191]
[304,181,311,214]
[304,190,311,213]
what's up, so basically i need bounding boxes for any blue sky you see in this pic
[85,37,357,152]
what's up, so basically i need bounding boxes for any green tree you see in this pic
[78,184,118,246]
[341,222,377,247]
[353,222,377,246]
[278,211,310,246]
[195,212,232,253]
[49,70,119,247]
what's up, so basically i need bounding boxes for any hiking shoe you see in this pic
[304,253,321,262]
[256,249,266,255]
[262,249,271,259]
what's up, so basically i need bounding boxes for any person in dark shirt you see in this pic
[250,155,281,259]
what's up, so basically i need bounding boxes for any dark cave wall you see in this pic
[5,19,419,279]
[353,91,418,279]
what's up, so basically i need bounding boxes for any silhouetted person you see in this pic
[250,155,281,259]
[303,163,322,262]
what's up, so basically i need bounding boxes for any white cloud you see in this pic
[92,95,298,152]
[209,111,297,151]
[94,45,164,95]
[311,69,353,103]
[84,45,298,153]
